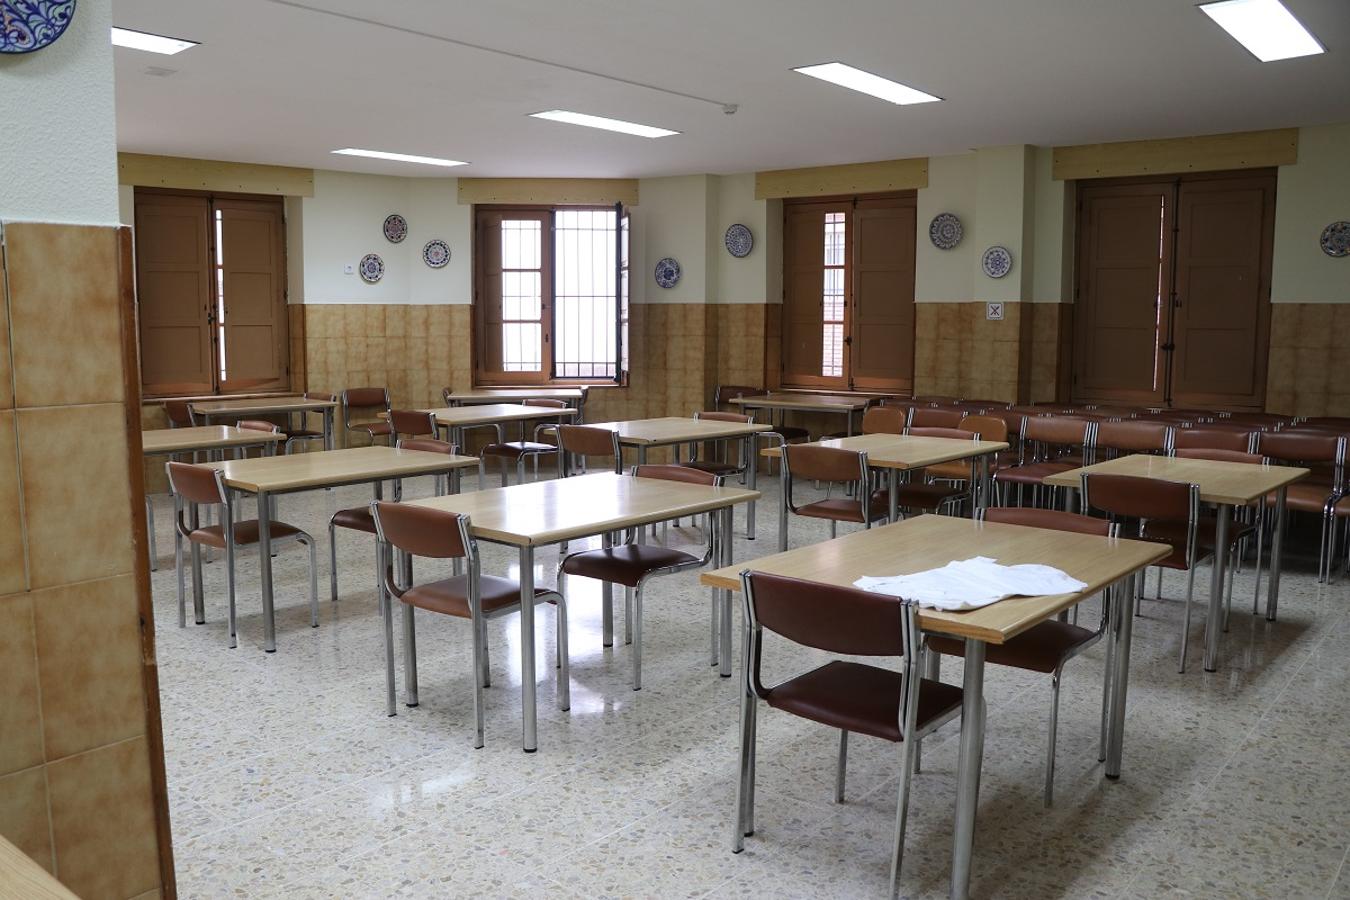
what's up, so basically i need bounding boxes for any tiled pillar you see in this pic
[0,222,171,898]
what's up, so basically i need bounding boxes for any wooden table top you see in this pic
[1042,454,1309,505]
[190,395,338,415]
[407,471,760,546]
[205,446,478,494]
[730,392,874,412]
[418,403,579,427]
[0,834,78,900]
[701,514,1169,644]
[445,388,586,403]
[586,416,773,446]
[141,425,285,455]
[762,433,1009,470]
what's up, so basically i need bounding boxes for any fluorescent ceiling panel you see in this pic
[529,110,679,138]
[331,148,468,167]
[793,62,941,105]
[1199,0,1325,62]
[110,27,198,55]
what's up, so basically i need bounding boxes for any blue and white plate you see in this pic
[359,253,384,284]
[1320,221,1350,258]
[981,245,1013,279]
[654,257,681,289]
[0,0,77,54]
[725,224,753,258]
[928,213,963,250]
[422,239,450,268]
[383,214,407,243]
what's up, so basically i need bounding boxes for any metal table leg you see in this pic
[189,502,205,625]
[950,639,987,900]
[1203,507,1231,672]
[258,490,277,652]
[1105,573,1137,778]
[518,544,538,752]
[888,469,900,523]
[379,540,397,716]
[719,505,736,677]
[1265,486,1287,621]
[601,531,614,647]
[323,408,335,451]
[745,435,757,540]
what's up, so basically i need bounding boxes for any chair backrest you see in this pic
[1024,415,1093,452]
[165,461,226,506]
[1174,448,1264,465]
[909,407,965,429]
[714,384,765,408]
[741,571,911,657]
[695,410,752,424]
[389,409,437,439]
[861,406,906,435]
[1082,472,1196,524]
[557,424,622,472]
[1259,431,1344,466]
[983,506,1113,537]
[782,443,866,484]
[526,398,570,409]
[397,437,458,455]
[959,415,1008,443]
[1094,420,1172,455]
[633,463,721,486]
[371,501,470,560]
[164,400,195,428]
[236,419,281,434]
[343,387,391,428]
[303,391,337,403]
[907,426,971,441]
[1173,427,1255,453]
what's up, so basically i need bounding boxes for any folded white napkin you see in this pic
[853,556,1087,611]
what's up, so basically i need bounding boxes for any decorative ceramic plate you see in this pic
[981,245,1013,279]
[359,253,384,283]
[928,213,963,250]
[0,0,77,54]
[382,214,407,243]
[1320,221,1350,258]
[654,257,681,288]
[725,223,753,258]
[422,239,450,268]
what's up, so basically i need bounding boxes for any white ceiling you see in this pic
[112,0,1350,178]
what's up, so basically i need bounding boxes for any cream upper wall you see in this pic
[631,175,712,304]
[973,145,1034,304]
[915,154,977,303]
[1031,147,1072,303]
[0,3,119,224]
[296,170,471,305]
[713,173,773,304]
[1272,122,1350,304]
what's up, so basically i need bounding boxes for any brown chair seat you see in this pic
[190,520,305,549]
[797,490,889,523]
[401,575,557,618]
[994,460,1076,486]
[929,620,1096,675]
[682,458,743,476]
[1264,482,1341,514]
[777,425,811,441]
[332,507,376,534]
[893,481,964,510]
[765,660,963,742]
[1141,515,1252,568]
[925,459,980,480]
[481,441,557,459]
[355,421,393,437]
[561,544,701,588]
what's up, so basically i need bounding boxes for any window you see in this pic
[134,189,289,397]
[474,205,629,384]
[782,194,916,392]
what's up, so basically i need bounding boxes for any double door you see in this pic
[1072,171,1276,409]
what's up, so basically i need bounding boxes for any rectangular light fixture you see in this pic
[1199,0,1325,62]
[529,110,679,138]
[331,149,468,167]
[110,27,197,55]
[793,62,941,105]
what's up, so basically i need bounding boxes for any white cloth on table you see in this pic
[852,556,1087,611]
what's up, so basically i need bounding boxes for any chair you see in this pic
[1092,420,1172,461]
[370,501,568,747]
[1258,431,1347,582]
[892,426,981,517]
[995,416,1095,507]
[147,400,200,571]
[860,406,907,435]
[1081,473,1215,672]
[781,444,887,543]
[716,384,810,445]
[389,409,438,443]
[927,507,1117,806]
[164,400,195,428]
[557,424,623,476]
[284,391,336,453]
[1174,448,1268,622]
[165,461,318,648]
[479,399,569,486]
[342,387,393,446]
[731,571,963,894]
[683,411,755,480]
[557,465,721,690]
[909,407,965,429]
[235,418,283,451]
[1173,427,1257,454]
[924,414,1010,485]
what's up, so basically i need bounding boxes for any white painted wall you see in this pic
[631,175,713,303]
[295,170,471,304]
[1031,147,1071,303]
[0,2,119,224]
[915,153,977,303]
[972,145,1033,303]
[712,173,771,304]
[1272,122,1350,304]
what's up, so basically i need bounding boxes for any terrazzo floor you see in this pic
[146,472,1350,899]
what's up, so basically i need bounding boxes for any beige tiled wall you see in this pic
[1266,303,1350,417]
[0,223,169,898]
[914,302,1026,402]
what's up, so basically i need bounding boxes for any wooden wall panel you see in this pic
[118,153,315,197]
[457,178,638,206]
[1051,129,1297,181]
[755,158,928,199]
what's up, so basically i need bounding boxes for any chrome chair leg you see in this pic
[889,722,919,894]
[1253,507,1266,616]
[556,598,571,711]
[1099,603,1115,763]
[624,586,634,646]
[835,730,849,803]
[479,615,491,689]
[224,534,237,649]
[327,520,339,602]
[469,612,486,749]
[1045,669,1062,807]
[1179,565,1198,673]
[301,534,318,627]
[146,498,158,571]
[829,520,837,539]
[710,588,720,666]
[402,604,419,707]
[632,585,644,691]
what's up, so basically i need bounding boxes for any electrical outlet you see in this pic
[344,264,355,275]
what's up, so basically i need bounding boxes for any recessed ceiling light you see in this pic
[330,149,468,167]
[792,62,941,105]
[529,110,679,139]
[1198,0,1325,62]
[110,27,197,55]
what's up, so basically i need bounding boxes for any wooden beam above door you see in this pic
[1051,128,1298,181]
[118,153,315,197]
[755,157,929,199]
[457,178,639,206]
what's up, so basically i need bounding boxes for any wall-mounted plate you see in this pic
[382,213,407,243]
[359,253,384,283]
[981,245,1013,279]
[928,212,963,250]
[725,223,753,258]
[1321,221,1350,258]
[654,257,681,288]
[0,0,77,54]
[422,239,450,268]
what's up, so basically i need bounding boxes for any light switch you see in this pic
[344,264,355,275]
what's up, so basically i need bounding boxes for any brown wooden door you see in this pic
[474,209,552,384]
[1073,182,1171,406]
[782,200,846,389]
[851,196,916,393]
[217,198,288,392]
[134,193,215,396]
[1169,174,1275,409]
